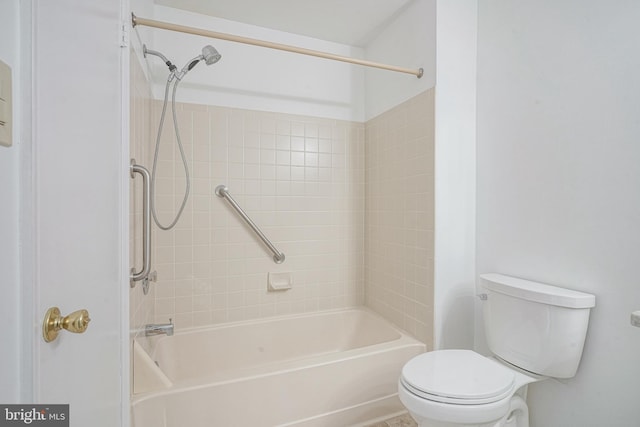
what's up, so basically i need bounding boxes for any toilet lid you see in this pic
[401,350,516,405]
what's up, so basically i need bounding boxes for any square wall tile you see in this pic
[147,101,366,329]
[364,89,435,347]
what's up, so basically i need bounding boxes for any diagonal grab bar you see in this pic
[215,185,285,264]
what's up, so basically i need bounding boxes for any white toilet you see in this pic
[398,273,596,427]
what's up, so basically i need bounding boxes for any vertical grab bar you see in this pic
[130,159,152,293]
[215,185,285,264]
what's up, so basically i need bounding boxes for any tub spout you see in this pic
[145,319,174,337]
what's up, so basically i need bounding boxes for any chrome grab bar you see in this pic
[215,185,285,264]
[130,160,152,292]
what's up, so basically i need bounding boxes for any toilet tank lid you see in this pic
[480,273,596,309]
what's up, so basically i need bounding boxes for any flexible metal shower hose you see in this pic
[150,76,190,230]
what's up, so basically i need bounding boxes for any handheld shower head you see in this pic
[201,45,222,65]
[177,45,222,79]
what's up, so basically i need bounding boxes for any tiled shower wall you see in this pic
[130,52,434,344]
[365,90,435,346]
[130,51,155,345]
[151,102,366,328]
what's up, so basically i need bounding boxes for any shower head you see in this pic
[178,45,222,79]
[201,45,222,65]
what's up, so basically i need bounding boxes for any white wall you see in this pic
[146,2,437,122]
[30,1,128,424]
[131,0,156,73]
[364,0,436,121]
[433,0,477,350]
[476,1,640,425]
[148,6,366,121]
[0,0,21,403]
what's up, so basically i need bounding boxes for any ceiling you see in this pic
[154,0,413,46]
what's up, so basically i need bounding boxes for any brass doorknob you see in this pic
[43,307,91,343]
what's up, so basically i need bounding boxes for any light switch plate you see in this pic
[631,311,640,327]
[0,59,12,147]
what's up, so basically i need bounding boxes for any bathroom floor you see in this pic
[367,413,417,427]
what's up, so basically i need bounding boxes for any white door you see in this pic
[28,1,129,426]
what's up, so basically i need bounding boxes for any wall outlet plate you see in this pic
[0,59,12,147]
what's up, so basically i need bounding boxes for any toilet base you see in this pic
[411,418,500,427]
[406,395,529,427]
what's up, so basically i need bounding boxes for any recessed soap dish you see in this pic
[268,272,292,291]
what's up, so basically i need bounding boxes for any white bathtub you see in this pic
[132,308,426,427]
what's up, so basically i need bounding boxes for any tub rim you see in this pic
[132,307,426,403]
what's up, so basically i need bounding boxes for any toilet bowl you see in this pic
[398,350,539,427]
[398,273,596,427]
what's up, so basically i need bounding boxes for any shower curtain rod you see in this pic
[131,13,423,78]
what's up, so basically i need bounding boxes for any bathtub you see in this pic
[132,308,426,427]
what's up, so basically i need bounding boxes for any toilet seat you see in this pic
[400,350,516,405]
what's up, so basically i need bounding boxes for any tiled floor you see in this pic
[366,413,417,427]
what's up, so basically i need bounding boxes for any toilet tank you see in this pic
[480,273,596,379]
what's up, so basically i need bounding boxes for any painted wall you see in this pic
[364,0,436,121]
[131,0,156,75]
[143,1,437,122]
[433,0,477,350]
[148,6,366,121]
[31,1,127,424]
[0,0,21,403]
[476,1,640,425]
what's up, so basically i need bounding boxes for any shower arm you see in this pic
[131,13,423,79]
